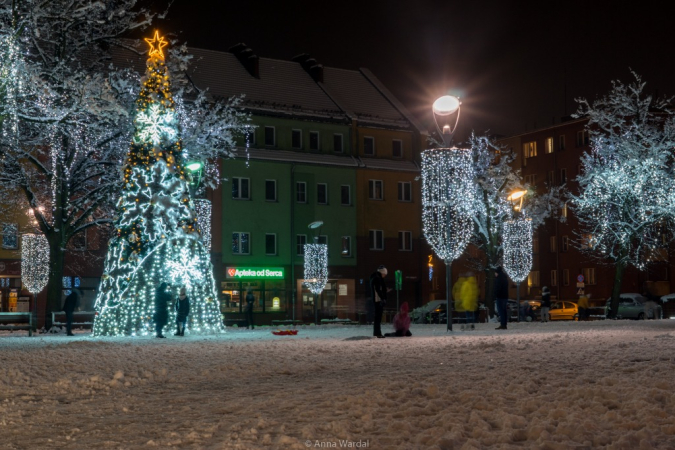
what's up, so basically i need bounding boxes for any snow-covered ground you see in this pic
[1,320,675,449]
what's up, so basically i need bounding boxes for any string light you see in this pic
[193,199,212,251]
[21,234,49,294]
[303,243,328,295]
[421,148,476,262]
[93,32,224,337]
[502,218,533,282]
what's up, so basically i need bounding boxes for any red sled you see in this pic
[272,330,298,336]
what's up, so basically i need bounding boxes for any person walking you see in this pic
[460,273,479,330]
[154,282,171,338]
[174,287,190,336]
[495,266,509,330]
[245,288,255,329]
[370,265,388,338]
[62,289,80,336]
[541,286,551,322]
[384,302,412,337]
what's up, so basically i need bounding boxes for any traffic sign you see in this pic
[577,274,585,283]
[577,288,585,295]
[395,270,402,290]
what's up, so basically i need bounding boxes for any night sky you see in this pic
[146,0,675,141]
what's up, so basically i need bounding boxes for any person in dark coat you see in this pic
[494,266,509,330]
[245,288,255,329]
[541,286,551,322]
[62,289,80,336]
[370,265,388,338]
[154,282,171,338]
[174,286,190,336]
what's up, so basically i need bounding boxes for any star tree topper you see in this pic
[145,30,168,60]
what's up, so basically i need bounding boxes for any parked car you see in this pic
[548,301,579,321]
[410,300,447,324]
[505,299,542,322]
[606,293,663,320]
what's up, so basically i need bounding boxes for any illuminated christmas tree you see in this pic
[93,32,224,336]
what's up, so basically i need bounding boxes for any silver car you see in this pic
[606,293,662,320]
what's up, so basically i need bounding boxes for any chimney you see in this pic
[292,53,324,83]
[229,43,259,79]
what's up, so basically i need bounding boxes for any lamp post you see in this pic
[502,190,532,322]
[422,95,476,332]
[304,221,328,325]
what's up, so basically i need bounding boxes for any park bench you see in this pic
[51,311,95,329]
[0,312,33,336]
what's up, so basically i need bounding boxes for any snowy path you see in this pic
[1,320,675,449]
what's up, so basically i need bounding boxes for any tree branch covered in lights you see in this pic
[570,73,675,318]
[502,219,532,283]
[304,243,328,295]
[0,2,247,320]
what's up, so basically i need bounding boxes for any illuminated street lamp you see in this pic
[502,189,533,321]
[422,94,476,332]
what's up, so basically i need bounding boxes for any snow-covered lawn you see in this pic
[1,320,675,449]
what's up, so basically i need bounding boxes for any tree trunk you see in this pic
[608,261,626,319]
[44,234,65,330]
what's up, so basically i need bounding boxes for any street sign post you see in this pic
[395,270,402,311]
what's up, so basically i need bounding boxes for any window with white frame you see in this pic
[398,231,412,251]
[309,131,320,151]
[364,136,375,156]
[523,141,537,158]
[232,232,250,255]
[317,183,328,205]
[545,137,554,153]
[576,130,589,147]
[232,178,250,200]
[245,128,255,146]
[296,235,307,255]
[340,185,351,206]
[392,139,403,158]
[562,235,569,252]
[582,268,596,285]
[333,134,343,153]
[551,270,558,287]
[296,182,307,203]
[398,181,411,202]
[369,230,384,250]
[264,126,275,146]
[550,236,557,253]
[265,180,277,202]
[265,233,277,255]
[528,271,540,287]
[563,269,570,286]
[559,135,566,151]
[341,236,351,256]
[2,223,18,249]
[369,180,383,200]
[291,129,302,149]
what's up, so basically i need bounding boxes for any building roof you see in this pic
[234,147,359,167]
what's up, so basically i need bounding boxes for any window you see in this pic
[550,236,557,252]
[392,139,403,158]
[547,171,555,186]
[265,233,277,255]
[398,181,411,202]
[333,134,343,153]
[533,238,539,254]
[562,235,569,252]
[523,141,537,159]
[296,182,307,203]
[369,230,384,250]
[559,135,566,151]
[582,268,596,285]
[341,236,351,257]
[398,231,412,251]
[524,174,537,188]
[528,271,540,287]
[265,180,277,202]
[292,129,302,149]
[309,131,319,151]
[576,130,589,147]
[72,231,87,251]
[364,136,375,156]
[245,128,255,146]
[563,269,570,286]
[232,232,250,255]
[560,168,567,185]
[369,180,384,200]
[232,178,250,200]
[2,223,18,249]
[551,270,558,287]
[562,203,568,218]
[581,234,596,249]
[317,183,328,205]
[545,137,554,154]
[340,185,351,206]
[264,126,275,146]
[296,235,307,256]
